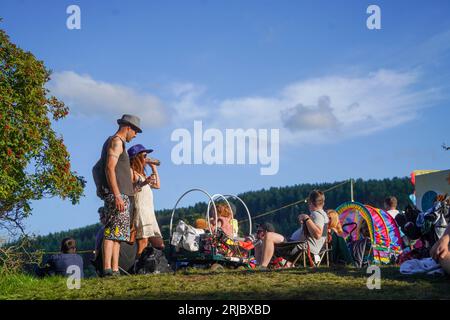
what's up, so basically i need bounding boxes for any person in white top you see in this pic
[128,144,164,257]
[384,196,400,220]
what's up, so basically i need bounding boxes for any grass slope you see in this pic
[1,266,449,300]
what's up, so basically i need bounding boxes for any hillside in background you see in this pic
[30,177,414,252]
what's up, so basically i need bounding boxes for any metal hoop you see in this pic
[169,188,218,239]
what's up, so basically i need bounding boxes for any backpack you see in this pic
[92,158,109,199]
[134,247,171,274]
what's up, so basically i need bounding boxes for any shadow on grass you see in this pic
[186,265,449,284]
[102,266,450,300]
[3,266,449,300]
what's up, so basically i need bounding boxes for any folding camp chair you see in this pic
[306,240,331,267]
[273,241,307,267]
[329,231,354,265]
[342,222,373,267]
[273,237,331,268]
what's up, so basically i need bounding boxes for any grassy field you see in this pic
[1,266,449,300]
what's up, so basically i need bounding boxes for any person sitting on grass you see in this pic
[38,237,84,278]
[327,209,353,265]
[259,190,329,268]
[430,223,450,274]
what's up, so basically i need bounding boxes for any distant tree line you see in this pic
[29,177,414,252]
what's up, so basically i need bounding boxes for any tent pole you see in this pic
[350,178,354,202]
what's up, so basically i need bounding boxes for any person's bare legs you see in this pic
[254,243,263,265]
[111,241,120,272]
[439,253,450,274]
[103,239,114,270]
[137,238,149,256]
[136,237,164,257]
[149,236,165,250]
[261,232,285,267]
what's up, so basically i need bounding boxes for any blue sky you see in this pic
[0,0,449,237]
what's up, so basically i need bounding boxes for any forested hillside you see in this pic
[31,177,413,252]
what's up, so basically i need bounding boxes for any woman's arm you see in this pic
[298,213,323,240]
[149,164,160,189]
[130,168,137,184]
[305,219,323,240]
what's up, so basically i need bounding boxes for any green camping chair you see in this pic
[330,231,353,265]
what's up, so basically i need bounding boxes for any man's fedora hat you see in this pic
[117,114,142,133]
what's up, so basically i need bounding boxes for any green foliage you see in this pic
[0,25,85,234]
[0,236,43,275]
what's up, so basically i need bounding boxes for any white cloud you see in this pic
[50,69,438,146]
[168,82,209,123]
[170,69,438,145]
[49,71,169,128]
[281,96,339,132]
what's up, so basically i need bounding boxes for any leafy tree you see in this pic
[0,24,85,235]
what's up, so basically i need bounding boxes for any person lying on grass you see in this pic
[259,190,329,268]
[430,223,450,274]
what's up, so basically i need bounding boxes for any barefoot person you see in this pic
[94,114,141,277]
[128,144,164,256]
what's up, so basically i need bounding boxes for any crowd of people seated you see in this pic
[35,114,449,278]
[37,189,450,277]
[252,190,376,269]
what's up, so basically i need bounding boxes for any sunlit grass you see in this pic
[1,266,449,300]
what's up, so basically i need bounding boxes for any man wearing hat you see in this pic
[95,114,142,276]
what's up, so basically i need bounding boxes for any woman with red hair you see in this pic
[128,144,163,256]
[209,203,236,238]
